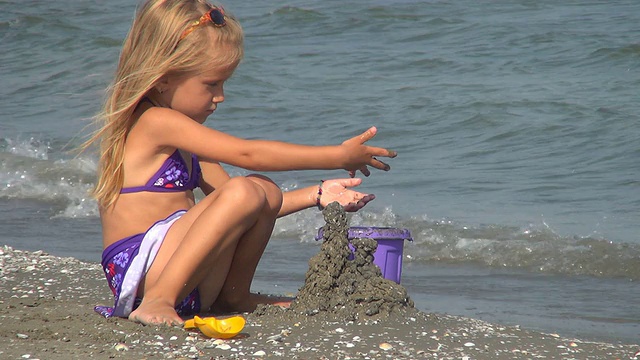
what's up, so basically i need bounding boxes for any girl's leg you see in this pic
[201,175,291,313]
[130,176,277,325]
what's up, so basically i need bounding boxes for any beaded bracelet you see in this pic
[316,180,325,210]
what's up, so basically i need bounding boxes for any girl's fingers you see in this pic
[370,157,391,171]
[343,126,378,146]
[370,147,398,159]
[343,194,375,212]
[336,177,362,188]
[358,126,377,144]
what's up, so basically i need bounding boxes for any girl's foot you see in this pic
[249,293,294,308]
[213,293,294,313]
[129,298,183,326]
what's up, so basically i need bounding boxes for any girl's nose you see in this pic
[213,88,224,103]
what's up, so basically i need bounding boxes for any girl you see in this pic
[84,0,396,326]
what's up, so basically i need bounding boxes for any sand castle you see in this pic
[259,202,415,321]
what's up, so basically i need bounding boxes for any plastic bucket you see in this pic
[316,226,413,283]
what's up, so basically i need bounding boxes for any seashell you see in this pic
[267,334,284,342]
[379,342,393,350]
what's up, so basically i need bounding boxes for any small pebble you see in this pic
[253,350,266,356]
[113,343,129,352]
[16,333,29,339]
[464,342,475,347]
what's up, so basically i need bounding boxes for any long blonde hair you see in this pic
[80,0,243,209]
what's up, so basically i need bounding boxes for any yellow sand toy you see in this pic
[183,315,246,339]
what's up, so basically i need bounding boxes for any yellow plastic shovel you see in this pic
[183,315,246,339]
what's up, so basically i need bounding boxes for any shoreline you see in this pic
[1,245,638,359]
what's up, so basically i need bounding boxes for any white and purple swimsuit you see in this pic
[95,150,203,318]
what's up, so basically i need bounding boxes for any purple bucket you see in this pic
[316,226,413,284]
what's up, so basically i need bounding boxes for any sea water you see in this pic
[1,0,639,343]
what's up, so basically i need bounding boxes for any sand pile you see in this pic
[258,202,415,321]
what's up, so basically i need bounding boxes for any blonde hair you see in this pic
[80,0,244,209]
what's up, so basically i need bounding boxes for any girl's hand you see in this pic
[341,126,397,178]
[318,178,375,212]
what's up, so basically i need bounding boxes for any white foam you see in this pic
[1,137,99,218]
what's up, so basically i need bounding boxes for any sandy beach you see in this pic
[2,205,639,360]
[1,246,639,359]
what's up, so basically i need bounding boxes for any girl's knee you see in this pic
[217,177,266,211]
[247,174,283,215]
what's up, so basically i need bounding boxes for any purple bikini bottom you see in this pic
[94,210,201,318]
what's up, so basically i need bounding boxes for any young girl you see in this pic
[85,0,396,326]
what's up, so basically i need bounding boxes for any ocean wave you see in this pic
[403,218,640,280]
[3,136,638,281]
[277,206,640,281]
[0,137,97,218]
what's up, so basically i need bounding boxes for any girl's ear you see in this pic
[155,76,170,94]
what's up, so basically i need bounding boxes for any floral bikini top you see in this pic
[120,150,202,194]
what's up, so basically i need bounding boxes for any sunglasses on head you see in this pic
[179,7,226,41]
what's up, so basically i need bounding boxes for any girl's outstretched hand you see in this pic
[319,178,375,212]
[341,126,397,178]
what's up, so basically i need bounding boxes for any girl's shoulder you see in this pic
[129,106,213,155]
[133,106,192,140]
[127,105,177,149]
[135,105,180,128]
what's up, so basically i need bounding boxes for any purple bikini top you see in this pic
[120,150,202,194]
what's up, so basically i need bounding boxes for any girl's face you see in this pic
[162,59,239,123]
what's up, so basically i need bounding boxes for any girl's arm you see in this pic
[198,158,231,195]
[278,178,374,217]
[137,107,396,175]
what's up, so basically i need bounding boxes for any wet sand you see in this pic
[1,205,638,359]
